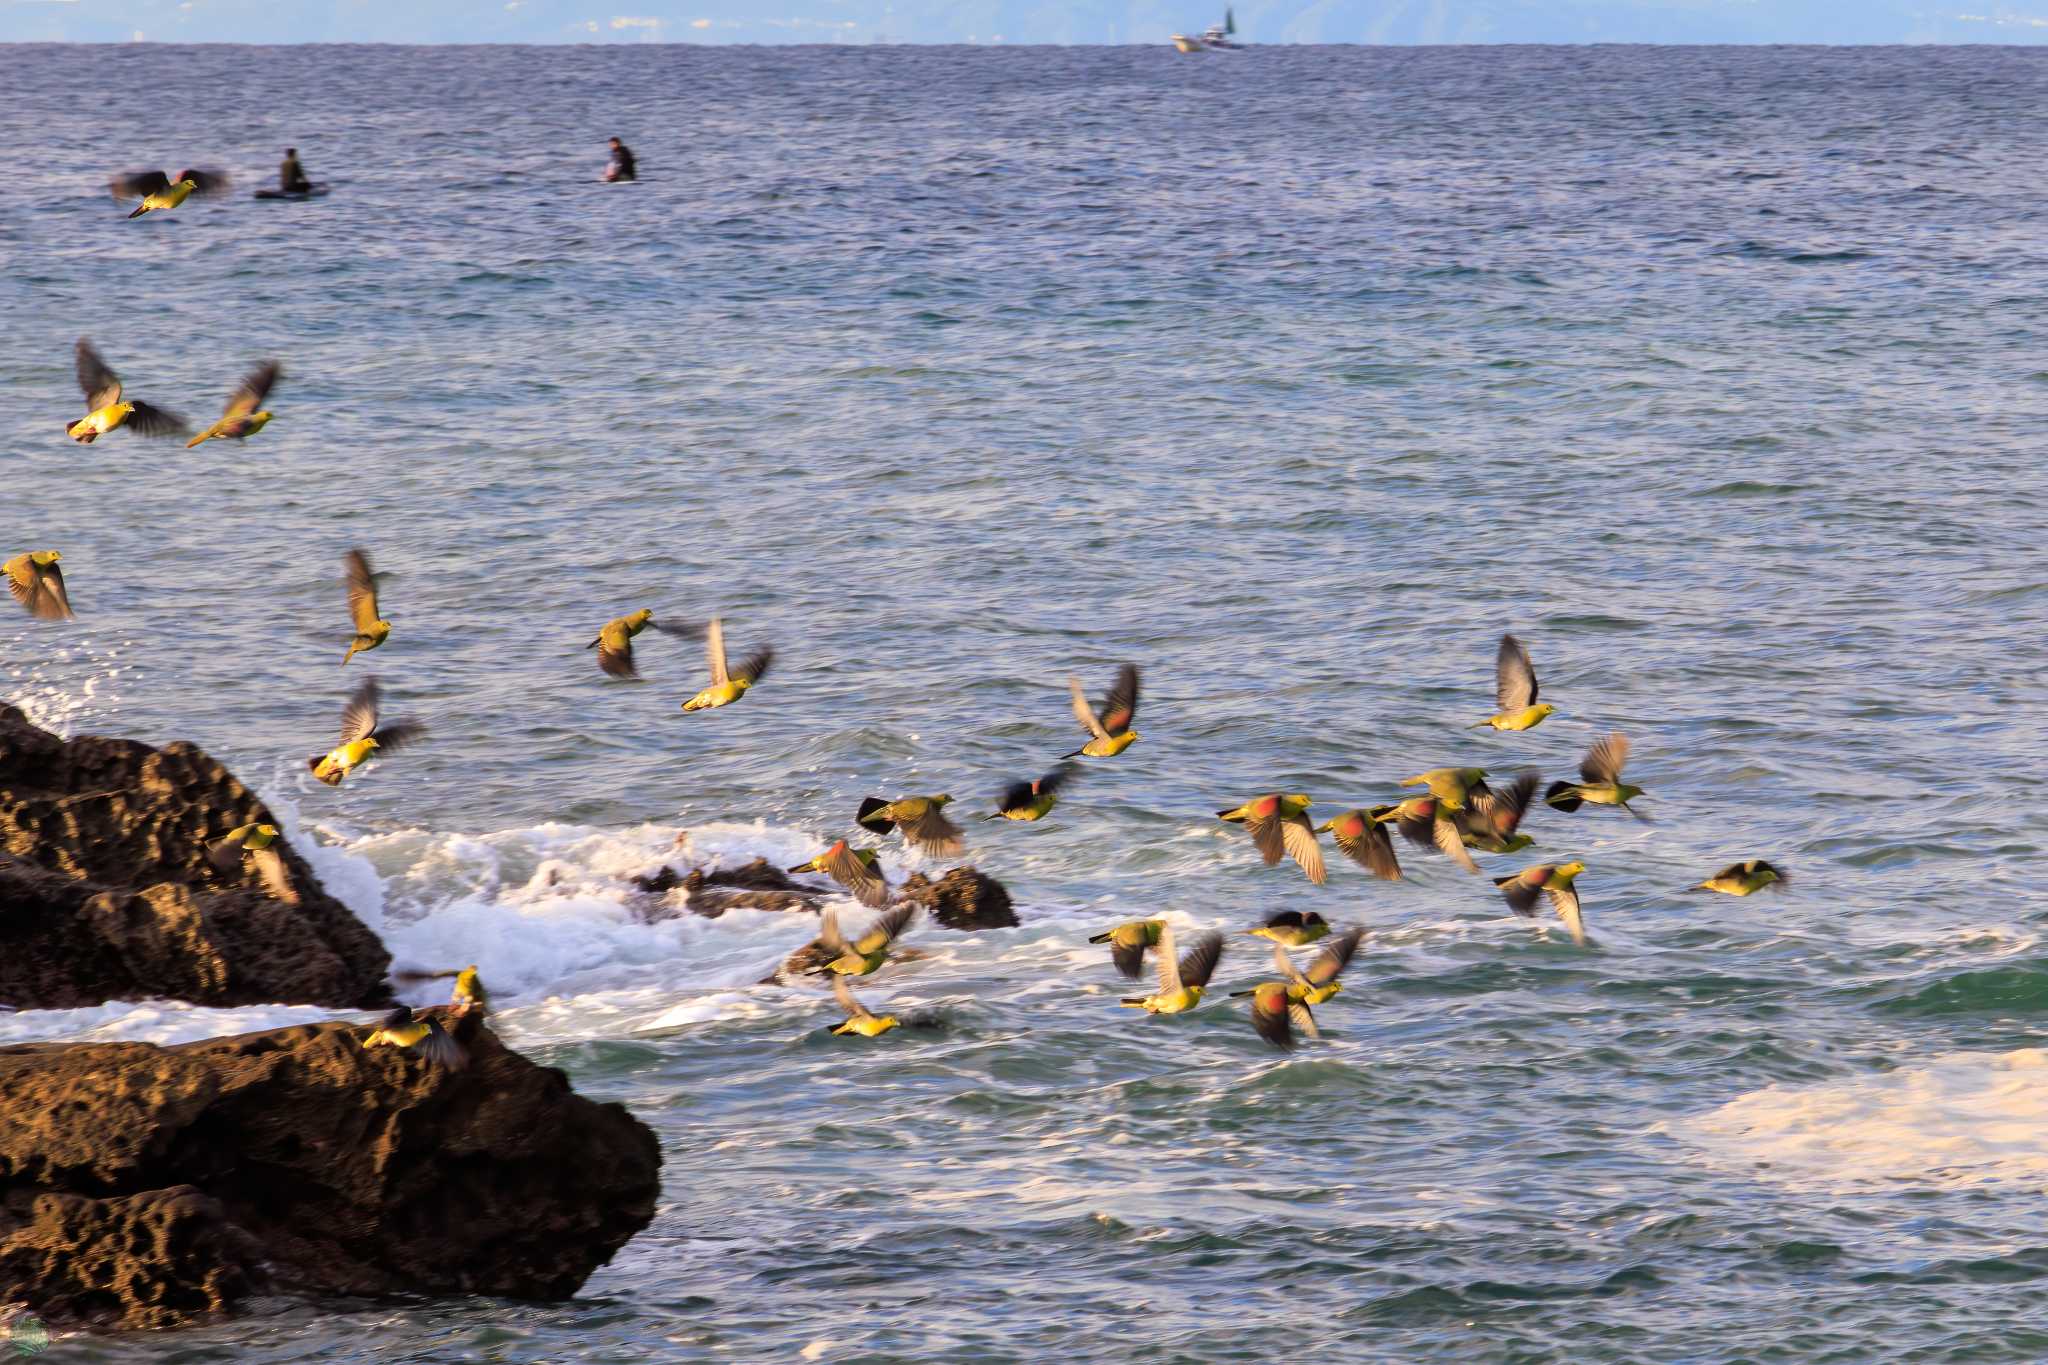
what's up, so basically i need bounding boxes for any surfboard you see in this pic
[253,184,330,201]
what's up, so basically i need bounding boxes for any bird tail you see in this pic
[980,813,1002,821]
[1469,719,1494,729]
[1118,998,1148,1008]
[184,430,210,449]
[127,203,147,219]
[785,859,815,874]
[1060,746,1085,760]
[1544,781,1583,812]
[309,757,343,786]
[1087,931,1112,944]
[1226,988,1257,998]
[854,797,895,835]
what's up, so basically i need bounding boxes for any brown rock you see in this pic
[634,857,820,920]
[898,866,1016,930]
[0,705,389,1010]
[0,1015,661,1330]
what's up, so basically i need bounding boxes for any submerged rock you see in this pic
[635,857,821,919]
[899,866,1016,930]
[0,705,390,1010]
[0,1013,661,1330]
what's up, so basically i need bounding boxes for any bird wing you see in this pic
[75,339,122,410]
[816,907,850,956]
[205,830,249,872]
[1393,805,1438,850]
[1288,1001,1320,1040]
[1497,869,1545,917]
[823,843,889,909]
[1036,762,1079,799]
[1469,772,1539,840]
[1432,811,1480,873]
[1109,935,1148,980]
[337,678,382,744]
[1250,990,1294,1049]
[831,973,874,1022]
[369,720,428,754]
[1246,813,1286,865]
[704,617,729,686]
[1282,815,1327,885]
[1272,941,1310,988]
[1178,930,1224,989]
[250,846,298,904]
[1547,886,1586,946]
[1582,732,1629,785]
[901,805,965,857]
[993,778,1035,813]
[122,401,190,438]
[733,644,774,686]
[1099,663,1140,734]
[1495,634,1538,712]
[178,168,231,197]
[1153,925,1182,995]
[29,562,72,621]
[1334,815,1402,881]
[1305,927,1363,986]
[597,632,638,679]
[854,905,916,955]
[415,1020,468,1070]
[1068,675,1109,740]
[344,549,383,633]
[108,169,171,201]
[223,360,281,420]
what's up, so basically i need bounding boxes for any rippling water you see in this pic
[7,41,2048,1363]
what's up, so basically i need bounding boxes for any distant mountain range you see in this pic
[5,0,2044,45]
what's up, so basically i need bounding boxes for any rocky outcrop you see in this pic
[900,866,1016,930]
[633,857,822,919]
[0,1013,661,1330]
[0,705,389,1009]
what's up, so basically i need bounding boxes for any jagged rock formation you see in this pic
[899,866,1017,930]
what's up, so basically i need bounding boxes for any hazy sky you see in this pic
[5,0,2048,45]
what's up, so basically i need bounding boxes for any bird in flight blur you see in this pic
[787,840,891,908]
[1496,861,1588,946]
[985,762,1078,822]
[4,551,73,621]
[362,1005,466,1069]
[829,975,901,1038]
[1475,634,1556,731]
[1246,909,1330,947]
[67,339,187,444]
[1271,927,1364,1005]
[811,905,917,977]
[1455,771,1541,855]
[1697,860,1786,896]
[681,617,773,711]
[1399,767,1487,813]
[1546,733,1646,817]
[342,549,392,665]
[1089,918,1166,979]
[205,821,296,903]
[308,677,427,786]
[1121,925,1224,1015]
[1234,979,1319,1050]
[1065,663,1140,758]
[586,609,697,680]
[1316,806,1403,881]
[110,166,229,218]
[857,793,964,858]
[1217,793,1325,884]
[185,361,281,449]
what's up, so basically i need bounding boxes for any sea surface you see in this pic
[4,40,2048,1363]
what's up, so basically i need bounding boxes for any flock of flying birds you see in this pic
[15,334,1788,1057]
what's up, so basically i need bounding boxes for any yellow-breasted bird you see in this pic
[586,608,698,680]
[185,360,281,449]
[66,339,187,444]
[362,1005,467,1069]
[1232,980,1319,1050]
[1371,794,1477,874]
[1697,860,1786,896]
[1217,793,1326,885]
[1272,928,1364,1005]
[1475,633,1556,732]
[1120,925,1224,1015]
[985,762,1078,822]
[4,551,74,621]
[205,822,296,903]
[857,794,964,858]
[1088,918,1164,980]
[342,548,392,665]
[1399,767,1487,813]
[1455,771,1541,855]
[1246,909,1330,948]
[1065,663,1140,758]
[110,166,229,218]
[451,965,487,1015]
[811,904,917,977]
[681,617,773,711]
[308,677,427,786]
[1495,861,1588,947]
[830,974,901,1037]
[1545,733,1646,816]
[787,839,891,909]
[1317,807,1402,881]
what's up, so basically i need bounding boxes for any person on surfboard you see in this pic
[604,137,637,183]
[280,147,312,195]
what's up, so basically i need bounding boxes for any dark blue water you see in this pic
[6,42,2048,1362]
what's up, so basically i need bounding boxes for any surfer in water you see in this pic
[279,147,312,195]
[604,137,637,183]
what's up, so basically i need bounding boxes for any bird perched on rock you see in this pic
[787,840,890,909]
[857,794,964,857]
[986,762,1078,822]
[1697,860,1786,896]
[1455,771,1541,855]
[1495,861,1588,947]
[811,904,917,977]
[4,551,73,620]
[185,361,281,448]
[66,339,186,443]
[1475,634,1556,731]
[1065,663,1140,758]
[1246,909,1330,948]
[1120,925,1223,1015]
[205,822,296,903]
[1233,980,1319,1050]
[110,166,228,217]
[1089,918,1164,979]
[308,677,426,786]
[342,549,392,665]
[362,1005,466,1069]
[1217,793,1325,885]
[1399,767,1487,813]
[1316,806,1403,881]
[451,965,487,1015]
[1546,733,1645,817]
[681,617,773,711]
[1273,928,1364,1005]
[586,608,698,680]
[829,975,900,1037]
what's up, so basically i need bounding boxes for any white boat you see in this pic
[1173,8,1242,50]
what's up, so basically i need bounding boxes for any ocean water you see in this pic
[5,40,2048,1362]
